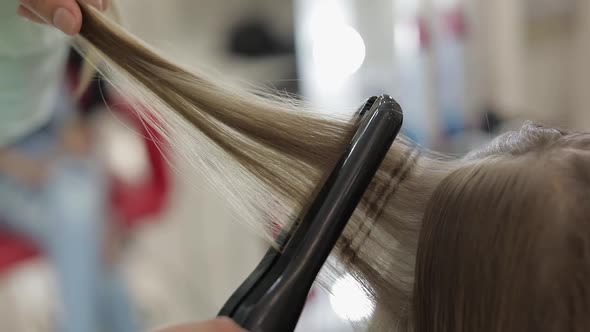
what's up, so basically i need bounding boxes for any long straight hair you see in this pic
[74,4,450,329]
[74,4,590,331]
[77,2,590,330]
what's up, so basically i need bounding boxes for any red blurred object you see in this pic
[418,16,431,50]
[0,58,171,276]
[444,7,467,39]
[0,233,39,275]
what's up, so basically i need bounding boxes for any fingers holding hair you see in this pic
[17,0,109,35]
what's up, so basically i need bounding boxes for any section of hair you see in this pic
[77,5,342,241]
[75,4,458,329]
[414,124,590,332]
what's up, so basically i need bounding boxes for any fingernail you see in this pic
[87,0,104,10]
[52,8,76,35]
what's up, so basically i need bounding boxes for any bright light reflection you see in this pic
[329,274,374,322]
[312,24,366,81]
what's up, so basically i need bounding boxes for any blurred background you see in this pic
[0,0,588,331]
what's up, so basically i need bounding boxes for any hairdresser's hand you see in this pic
[17,0,110,36]
[153,318,246,332]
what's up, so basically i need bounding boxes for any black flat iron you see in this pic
[218,95,403,331]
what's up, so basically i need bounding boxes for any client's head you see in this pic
[414,123,590,332]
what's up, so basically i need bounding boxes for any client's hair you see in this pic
[414,124,590,332]
[74,3,590,331]
[75,4,450,329]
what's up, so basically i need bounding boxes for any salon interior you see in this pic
[0,0,588,331]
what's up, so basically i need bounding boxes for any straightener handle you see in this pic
[219,95,403,332]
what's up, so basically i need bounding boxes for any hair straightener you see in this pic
[218,95,403,331]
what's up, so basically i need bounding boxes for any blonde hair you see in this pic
[74,4,447,329]
[75,3,590,331]
[414,124,590,332]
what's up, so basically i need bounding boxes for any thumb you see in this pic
[17,0,106,35]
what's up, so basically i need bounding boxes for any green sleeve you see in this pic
[0,1,70,146]
[0,1,68,56]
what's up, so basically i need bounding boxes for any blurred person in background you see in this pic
[0,1,139,332]
[10,1,244,331]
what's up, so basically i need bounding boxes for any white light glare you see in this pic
[329,274,374,322]
[312,24,366,80]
